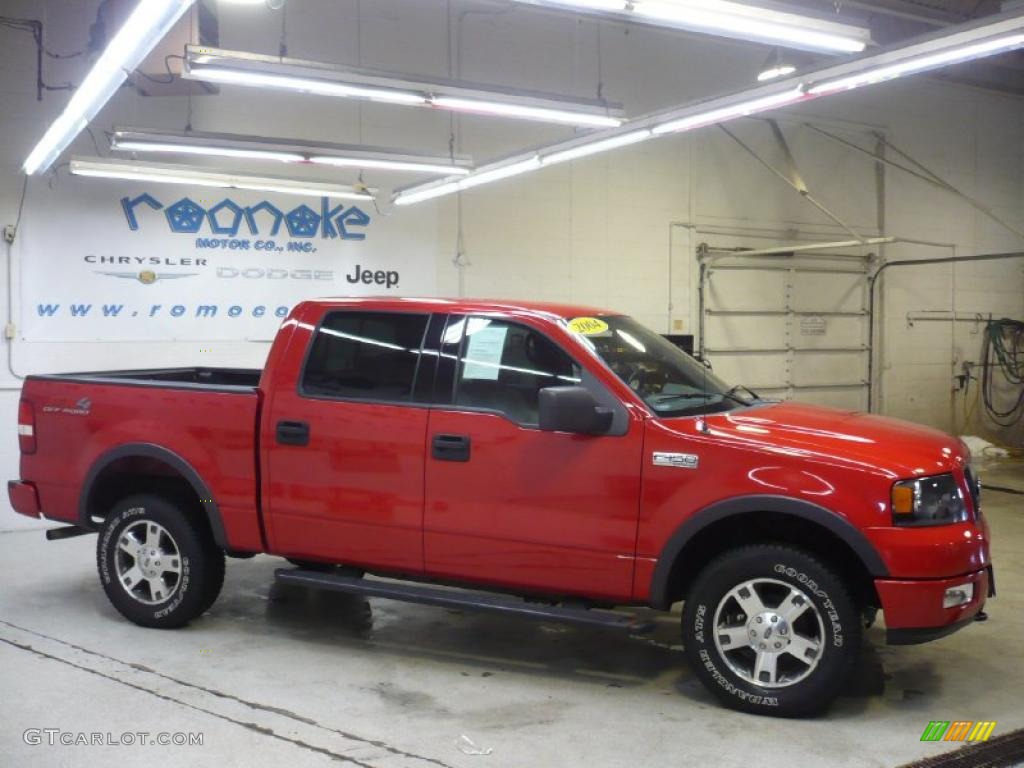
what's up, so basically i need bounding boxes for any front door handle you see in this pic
[432,433,471,462]
[276,420,310,446]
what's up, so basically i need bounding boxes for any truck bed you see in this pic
[19,370,263,551]
[30,367,262,391]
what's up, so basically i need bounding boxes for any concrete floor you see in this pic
[2,458,1022,768]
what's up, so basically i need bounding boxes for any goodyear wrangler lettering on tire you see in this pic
[698,649,780,706]
[694,603,706,643]
[682,544,861,716]
[774,564,844,647]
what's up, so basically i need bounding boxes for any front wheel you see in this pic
[96,494,225,629]
[682,544,861,717]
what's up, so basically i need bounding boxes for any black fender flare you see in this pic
[648,494,889,609]
[78,443,227,548]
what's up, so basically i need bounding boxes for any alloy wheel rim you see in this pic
[115,520,182,605]
[712,577,825,689]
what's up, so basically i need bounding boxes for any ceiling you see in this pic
[789,0,1024,93]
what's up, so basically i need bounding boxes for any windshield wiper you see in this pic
[724,384,762,403]
[649,391,748,408]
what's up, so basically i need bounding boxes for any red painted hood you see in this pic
[704,401,967,478]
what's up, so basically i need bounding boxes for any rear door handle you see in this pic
[276,420,310,446]
[432,433,471,462]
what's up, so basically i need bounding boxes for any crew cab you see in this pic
[8,298,993,716]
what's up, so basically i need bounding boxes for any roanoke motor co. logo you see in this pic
[120,193,371,241]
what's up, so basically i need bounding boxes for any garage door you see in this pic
[700,251,871,411]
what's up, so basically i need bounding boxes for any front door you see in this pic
[264,309,431,573]
[423,315,645,601]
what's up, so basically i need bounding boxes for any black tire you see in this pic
[681,544,861,717]
[96,494,225,629]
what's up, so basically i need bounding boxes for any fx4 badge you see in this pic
[652,452,699,469]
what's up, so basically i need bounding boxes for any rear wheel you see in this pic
[96,494,225,629]
[682,544,861,717]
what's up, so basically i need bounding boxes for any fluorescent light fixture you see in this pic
[394,157,541,205]
[392,88,800,204]
[186,67,428,105]
[808,33,1024,94]
[393,182,464,206]
[184,46,624,129]
[632,0,867,53]
[651,86,806,134]
[513,0,870,54]
[758,65,797,82]
[457,157,542,191]
[23,0,194,175]
[429,97,621,128]
[111,127,473,176]
[115,141,304,163]
[70,157,375,200]
[394,5,1024,206]
[757,47,799,82]
[541,129,652,165]
[310,156,470,175]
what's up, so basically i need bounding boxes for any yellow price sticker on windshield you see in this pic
[568,317,609,335]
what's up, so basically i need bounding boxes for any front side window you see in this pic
[452,317,582,425]
[569,315,758,417]
[301,311,429,401]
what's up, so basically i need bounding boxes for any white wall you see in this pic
[2,0,1023,530]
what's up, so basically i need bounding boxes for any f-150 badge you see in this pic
[652,452,699,469]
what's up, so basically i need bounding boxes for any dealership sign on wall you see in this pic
[18,178,437,341]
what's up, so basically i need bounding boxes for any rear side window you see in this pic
[453,317,581,425]
[301,311,429,402]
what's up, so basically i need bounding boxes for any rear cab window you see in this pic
[300,311,430,402]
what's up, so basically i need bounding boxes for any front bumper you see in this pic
[877,566,991,645]
[7,480,41,519]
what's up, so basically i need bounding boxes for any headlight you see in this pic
[891,473,968,526]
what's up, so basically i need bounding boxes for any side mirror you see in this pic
[538,386,614,435]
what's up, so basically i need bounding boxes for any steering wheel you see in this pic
[626,366,668,396]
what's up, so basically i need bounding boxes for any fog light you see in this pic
[943,583,974,608]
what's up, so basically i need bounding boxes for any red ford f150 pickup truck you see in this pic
[8,298,993,716]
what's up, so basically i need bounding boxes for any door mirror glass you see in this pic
[538,386,613,435]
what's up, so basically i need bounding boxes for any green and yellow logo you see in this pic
[921,721,997,742]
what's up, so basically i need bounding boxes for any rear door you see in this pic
[263,309,431,573]
[423,315,645,601]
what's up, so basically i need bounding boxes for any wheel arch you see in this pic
[649,495,888,610]
[78,443,226,548]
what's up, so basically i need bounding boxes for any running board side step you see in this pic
[275,569,656,634]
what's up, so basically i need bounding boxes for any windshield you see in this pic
[567,315,759,417]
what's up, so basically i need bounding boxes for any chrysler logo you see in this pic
[96,270,198,284]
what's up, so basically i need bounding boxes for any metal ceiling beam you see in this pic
[718,123,869,242]
[805,124,1024,240]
